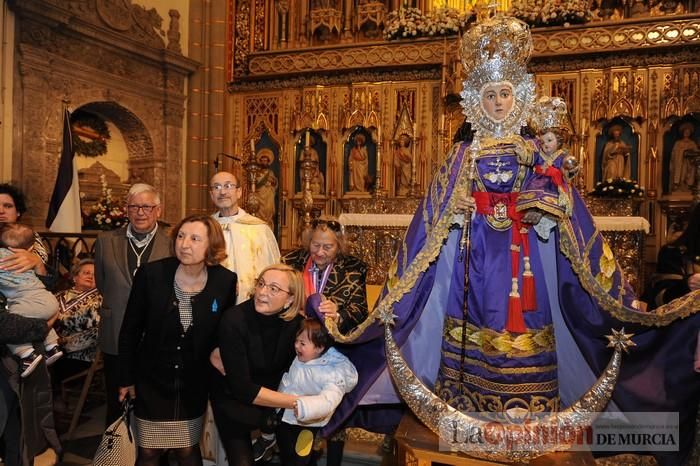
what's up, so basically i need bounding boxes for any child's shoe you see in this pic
[252,435,276,462]
[45,345,64,366]
[20,351,43,378]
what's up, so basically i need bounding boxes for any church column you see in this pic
[278,1,289,48]
[298,0,308,46]
[187,0,229,214]
[0,3,15,181]
[690,150,700,205]
[343,0,352,40]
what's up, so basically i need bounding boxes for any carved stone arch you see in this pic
[316,113,329,131]
[298,112,316,130]
[8,0,197,228]
[366,111,381,137]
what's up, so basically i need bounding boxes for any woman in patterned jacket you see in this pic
[52,259,102,384]
[282,217,369,334]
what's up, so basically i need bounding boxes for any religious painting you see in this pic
[295,128,327,195]
[343,126,376,194]
[251,131,281,235]
[662,115,700,194]
[594,118,639,183]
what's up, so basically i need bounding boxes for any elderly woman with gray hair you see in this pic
[52,258,102,383]
[282,217,369,334]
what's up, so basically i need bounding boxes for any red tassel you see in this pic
[522,274,537,312]
[507,295,527,333]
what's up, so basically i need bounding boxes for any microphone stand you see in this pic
[214,152,242,172]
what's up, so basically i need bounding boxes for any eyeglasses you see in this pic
[255,278,291,296]
[127,204,159,214]
[210,182,239,192]
[311,218,343,233]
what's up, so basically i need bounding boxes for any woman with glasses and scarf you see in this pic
[210,264,305,466]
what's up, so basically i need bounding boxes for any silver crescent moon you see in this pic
[385,324,630,462]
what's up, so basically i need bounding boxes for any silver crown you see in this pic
[459,15,535,139]
[530,96,571,133]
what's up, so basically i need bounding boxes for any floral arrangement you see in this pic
[509,0,590,27]
[418,7,472,37]
[82,175,128,230]
[384,6,471,40]
[589,177,645,199]
[384,6,422,40]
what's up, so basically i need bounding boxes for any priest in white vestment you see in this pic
[209,171,280,304]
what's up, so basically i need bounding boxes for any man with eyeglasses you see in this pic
[94,183,171,426]
[209,171,280,303]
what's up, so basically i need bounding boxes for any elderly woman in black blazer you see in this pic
[210,263,305,466]
[119,214,237,466]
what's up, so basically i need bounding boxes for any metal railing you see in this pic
[37,231,100,272]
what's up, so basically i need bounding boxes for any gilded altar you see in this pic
[214,1,700,277]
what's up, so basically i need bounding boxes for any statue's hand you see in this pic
[522,210,543,225]
[454,194,476,214]
[562,155,580,179]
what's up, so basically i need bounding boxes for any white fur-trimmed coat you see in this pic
[279,347,358,427]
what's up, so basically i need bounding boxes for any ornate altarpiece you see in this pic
[222,2,700,284]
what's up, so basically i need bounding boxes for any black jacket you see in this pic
[0,311,59,465]
[118,257,237,390]
[210,299,301,428]
[643,244,696,310]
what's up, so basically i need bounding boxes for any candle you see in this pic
[250,139,255,154]
[411,124,417,180]
[305,130,310,148]
[412,124,417,154]
[441,114,445,131]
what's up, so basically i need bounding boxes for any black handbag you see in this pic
[93,399,136,466]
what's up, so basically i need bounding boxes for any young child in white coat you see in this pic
[256,318,358,466]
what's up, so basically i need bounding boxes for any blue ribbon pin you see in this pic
[211,299,218,313]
